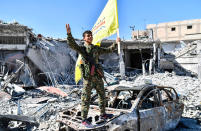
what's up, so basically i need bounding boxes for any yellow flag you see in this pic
[75,55,82,84]
[92,0,119,46]
[75,0,119,84]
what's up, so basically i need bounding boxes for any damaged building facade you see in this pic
[0,21,78,87]
[0,21,35,86]
[101,39,160,76]
[132,19,201,78]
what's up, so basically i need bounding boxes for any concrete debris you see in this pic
[0,91,11,101]
[160,40,201,76]
[28,102,49,120]
[4,83,25,97]
[104,71,119,86]
[0,85,80,130]
[0,59,24,89]
[0,114,39,129]
[26,37,78,86]
[22,97,51,104]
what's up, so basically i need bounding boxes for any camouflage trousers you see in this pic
[81,77,106,120]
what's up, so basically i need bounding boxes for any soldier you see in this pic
[66,24,120,126]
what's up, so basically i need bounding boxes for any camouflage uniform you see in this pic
[67,33,117,120]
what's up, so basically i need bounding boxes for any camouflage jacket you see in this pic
[67,33,117,80]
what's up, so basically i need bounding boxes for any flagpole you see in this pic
[114,0,125,78]
[117,28,121,54]
[114,0,120,54]
[116,28,125,78]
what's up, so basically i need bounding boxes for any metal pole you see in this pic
[117,28,121,54]
[117,28,125,78]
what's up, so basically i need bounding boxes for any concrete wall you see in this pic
[147,19,201,42]
[161,43,181,53]
[132,30,148,40]
[0,23,30,50]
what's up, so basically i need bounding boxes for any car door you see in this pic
[138,88,166,131]
[160,88,184,130]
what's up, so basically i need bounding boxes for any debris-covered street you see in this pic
[0,72,200,130]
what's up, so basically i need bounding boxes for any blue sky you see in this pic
[1,0,201,40]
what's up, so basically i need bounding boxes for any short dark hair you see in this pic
[82,30,92,38]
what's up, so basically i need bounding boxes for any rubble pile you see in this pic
[133,72,201,121]
[27,37,78,86]
[167,40,200,58]
[160,40,201,76]
[0,20,79,87]
[0,85,81,130]
[1,71,200,130]
[0,21,31,33]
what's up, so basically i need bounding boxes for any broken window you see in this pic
[0,36,25,44]
[160,88,177,104]
[127,49,151,71]
[138,89,160,109]
[187,25,192,29]
[160,90,172,103]
[107,90,133,109]
[171,27,176,31]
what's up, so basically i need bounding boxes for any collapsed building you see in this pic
[0,21,78,87]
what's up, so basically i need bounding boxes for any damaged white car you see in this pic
[58,84,184,131]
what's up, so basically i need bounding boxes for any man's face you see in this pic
[83,33,93,44]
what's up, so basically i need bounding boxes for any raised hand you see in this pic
[66,24,71,34]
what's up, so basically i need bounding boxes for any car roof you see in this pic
[106,84,156,92]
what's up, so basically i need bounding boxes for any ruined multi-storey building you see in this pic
[132,19,201,78]
[146,19,201,42]
[0,21,77,86]
[0,21,31,78]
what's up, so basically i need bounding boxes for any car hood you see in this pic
[58,104,131,130]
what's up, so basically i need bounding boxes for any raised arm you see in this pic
[66,24,84,54]
[97,37,120,54]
